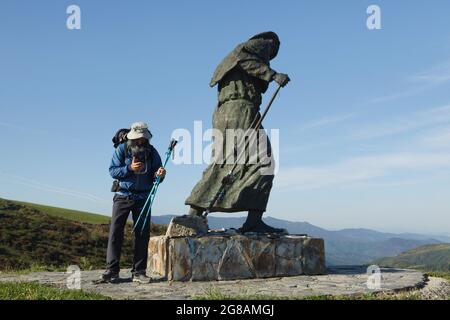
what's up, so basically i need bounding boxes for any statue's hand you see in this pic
[273,73,290,87]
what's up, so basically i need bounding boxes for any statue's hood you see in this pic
[248,31,280,61]
[210,32,280,87]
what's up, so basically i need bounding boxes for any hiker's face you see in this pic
[132,138,148,147]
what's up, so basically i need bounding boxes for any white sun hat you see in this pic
[127,122,153,140]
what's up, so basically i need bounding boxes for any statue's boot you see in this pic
[188,206,203,217]
[188,206,209,228]
[239,210,288,234]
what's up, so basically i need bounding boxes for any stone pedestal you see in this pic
[148,233,326,281]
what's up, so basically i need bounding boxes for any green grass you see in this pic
[1,264,64,274]
[13,200,111,224]
[0,282,111,300]
[193,287,423,300]
[426,271,450,281]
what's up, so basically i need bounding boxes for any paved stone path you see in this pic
[0,266,426,300]
[417,277,450,300]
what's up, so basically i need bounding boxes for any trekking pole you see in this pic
[203,84,283,218]
[132,139,178,234]
[141,139,177,234]
[139,139,177,234]
[132,180,158,232]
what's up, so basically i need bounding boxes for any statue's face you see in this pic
[268,39,280,60]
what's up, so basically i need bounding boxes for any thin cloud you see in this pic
[0,121,24,129]
[366,86,430,105]
[366,60,450,105]
[0,173,109,204]
[0,120,83,143]
[299,113,356,131]
[419,126,450,149]
[276,152,450,191]
[343,173,450,190]
[351,104,450,140]
[410,60,450,85]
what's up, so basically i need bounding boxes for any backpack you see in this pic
[112,128,130,148]
[111,128,129,192]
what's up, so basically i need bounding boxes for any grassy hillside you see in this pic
[0,198,166,271]
[373,243,450,272]
[13,200,111,224]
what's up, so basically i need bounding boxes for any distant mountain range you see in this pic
[373,243,450,272]
[152,214,450,266]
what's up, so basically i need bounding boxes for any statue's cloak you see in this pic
[185,32,280,213]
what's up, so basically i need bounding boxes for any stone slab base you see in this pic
[0,267,428,300]
[148,234,326,281]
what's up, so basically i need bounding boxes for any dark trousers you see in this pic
[106,194,150,275]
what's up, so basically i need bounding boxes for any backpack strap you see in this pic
[116,141,129,163]
[124,140,129,156]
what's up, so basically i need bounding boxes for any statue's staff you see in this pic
[203,84,283,218]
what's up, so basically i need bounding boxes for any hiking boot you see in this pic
[100,270,120,283]
[239,210,288,235]
[132,273,152,284]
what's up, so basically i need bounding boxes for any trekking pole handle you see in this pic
[168,139,178,151]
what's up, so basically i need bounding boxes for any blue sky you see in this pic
[1,0,450,234]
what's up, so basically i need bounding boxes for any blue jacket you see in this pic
[109,143,163,200]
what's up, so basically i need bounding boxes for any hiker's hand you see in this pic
[130,158,144,172]
[273,73,290,87]
[156,167,166,179]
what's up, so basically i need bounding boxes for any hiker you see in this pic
[102,122,166,284]
[185,31,290,234]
